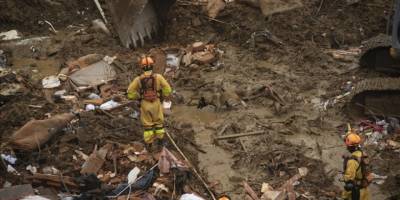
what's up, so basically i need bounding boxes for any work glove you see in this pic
[344,182,354,191]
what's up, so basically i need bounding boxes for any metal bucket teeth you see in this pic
[106,0,175,48]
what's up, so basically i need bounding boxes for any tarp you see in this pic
[69,60,116,87]
[10,113,75,150]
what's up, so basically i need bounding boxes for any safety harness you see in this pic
[343,151,372,200]
[139,75,160,102]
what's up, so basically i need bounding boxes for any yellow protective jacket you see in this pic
[127,72,172,129]
[342,150,370,200]
[127,71,172,101]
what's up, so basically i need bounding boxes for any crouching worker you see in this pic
[342,132,371,200]
[127,56,172,149]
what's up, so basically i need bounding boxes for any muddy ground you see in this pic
[1,0,400,199]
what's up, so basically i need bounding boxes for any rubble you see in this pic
[99,100,121,110]
[1,1,399,199]
[207,0,226,19]
[237,0,303,16]
[0,49,7,68]
[9,113,75,150]
[80,144,112,175]
[0,30,22,41]
[0,184,34,200]
[91,19,111,35]
[180,193,206,200]
[1,154,17,165]
[42,75,61,89]
[69,60,117,90]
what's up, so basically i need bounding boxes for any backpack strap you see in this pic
[139,74,156,93]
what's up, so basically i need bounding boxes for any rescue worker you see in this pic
[127,56,172,148]
[342,132,370,200]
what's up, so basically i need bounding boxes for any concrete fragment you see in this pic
[192,51,217,64]
[259,0,303,16]
[69,60,116,88]
[92,19,111,35]
[0,30,21,41]
[0,184,34,200]
[80,144,112,175]
[387,139,400,149]
[207,0,226,18]
[298,167,309,177]
[66,54,104,71]
[182,52,192,66]
[261,190,286,200]
[261,183,274,193]
[192,42,206,53]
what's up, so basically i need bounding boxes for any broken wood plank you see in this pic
[243,181,260,200]
[26,173,78,188]
[80,144,112,175]
[182,137,207,153]
[217,124,229,136]
[99,109,116,119]
[239,138,248,153]
[216,130,265,140]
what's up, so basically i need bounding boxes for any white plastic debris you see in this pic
[153,182,169,195]
[130,110,139,119]
[1,154,17,165]
[127,167,141,184]
[166,54,180,68]
[61,95,77,101]
[42,166,59,175]
[88,93,101,99]
[370,173,388,185]
[99,100,120,110]
[85,104,96,111]
[179,193,205,200]
[7,165,19,175]
[26,165,37,174]
[0,30,21,40]
[364,131,382,146]
[42,75,61,89]
[3,181,12,188]
[261,183,274,193]
[298,167,309,177]
[21,196,51,200]
[54,90,67,97]
[92,19,111,35]
[103,55,116,64]
[163,101,172,109]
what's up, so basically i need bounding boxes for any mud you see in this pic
[1,0,400,199]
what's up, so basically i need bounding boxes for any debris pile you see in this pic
[2,0,400,199]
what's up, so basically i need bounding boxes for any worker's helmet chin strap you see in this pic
[143,65,153,72]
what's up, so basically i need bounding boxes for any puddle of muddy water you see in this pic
[172,105,241,198]
[12,58,61,81]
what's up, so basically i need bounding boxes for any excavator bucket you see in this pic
[106,0,175,48]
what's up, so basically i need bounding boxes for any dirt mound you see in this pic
[0,0,99,35]
[232,138,339,197]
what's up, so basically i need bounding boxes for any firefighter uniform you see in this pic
[127,71,172,144]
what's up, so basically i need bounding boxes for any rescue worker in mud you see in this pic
[127,56,172,148]
[342,131,371,200]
